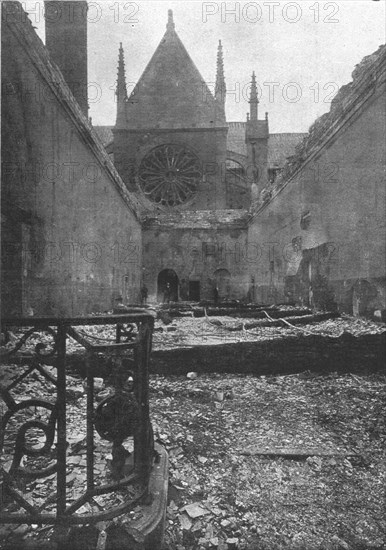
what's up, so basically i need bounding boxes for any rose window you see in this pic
[138,144,201,207]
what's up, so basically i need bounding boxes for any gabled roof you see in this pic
[120,11,224,129]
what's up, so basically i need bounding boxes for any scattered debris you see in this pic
[1,316,385,550]
[181,503,211,519]
[150,311,385,351]
[240,447,351,459]
[150,371,386,549]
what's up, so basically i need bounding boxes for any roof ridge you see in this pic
[138,28,216,102]
[121,14,222,129]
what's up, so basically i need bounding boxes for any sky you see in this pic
[26,0,385,133]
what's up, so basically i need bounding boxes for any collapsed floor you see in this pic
[150,309,385,377]
[153,371,386,550]
[151,307,383,349]
[38,308,385,378]
[1,309,385,549]
[1,370,385,550]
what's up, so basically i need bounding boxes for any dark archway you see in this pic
[157,269,179,302]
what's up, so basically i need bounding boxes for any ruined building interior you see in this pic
[1,1,385,319]
[1,4,385,547]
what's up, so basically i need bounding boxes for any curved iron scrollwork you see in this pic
[0,313,155,526]
[138,144,201,207]
[95,393,140,442]
[0,326,58,358]
[1,400,58,479]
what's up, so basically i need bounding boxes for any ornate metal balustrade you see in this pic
[0,311,157,528]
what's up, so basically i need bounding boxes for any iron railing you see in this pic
[0,311,156,526]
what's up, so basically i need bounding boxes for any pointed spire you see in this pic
[117,42,128,101]
[116,42,128,126]
[249,71,258,121]
[166,9,175,32]
[215,40,226,111]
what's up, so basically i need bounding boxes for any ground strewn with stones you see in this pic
[1,314,385,550]
[150,372,386,550]
[151,312,386,351]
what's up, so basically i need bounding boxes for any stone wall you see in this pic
[247,47,386,316]
[113,128,228,211]
[150,332,386,375]
[143,211,250,302]
[1,4,142,316]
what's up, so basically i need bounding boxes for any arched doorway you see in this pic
[214,269,231,301]
[157,269,179,303]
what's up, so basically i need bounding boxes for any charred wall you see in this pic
[1,4,142,316]
[143,212,250,302]
[247,51,386,316]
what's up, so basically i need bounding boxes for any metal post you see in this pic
[56,323,67,517]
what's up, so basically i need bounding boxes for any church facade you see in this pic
[95,10,305,303]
